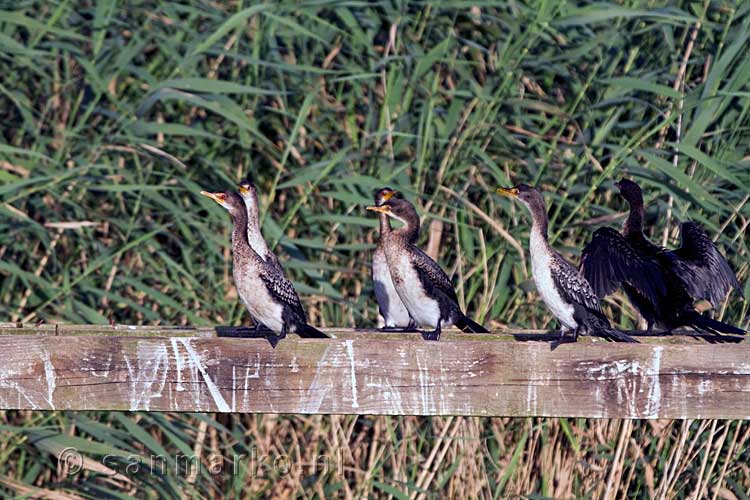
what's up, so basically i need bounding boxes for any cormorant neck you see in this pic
[394,213,420,244]
[244,194,271,257]
[623,196,645,237]
[230,208,251,255]
[378,213,391,238]
[527,199,549,241]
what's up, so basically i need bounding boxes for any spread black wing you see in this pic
[580,227,667,304]
[409,245,459,305]
[668,221,742,306]
[259,262,307,322]
[552,255,602,314]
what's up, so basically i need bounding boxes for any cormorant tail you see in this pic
[296,324,330,339]
[596,327,640,343]
[682,311,746,335]
[455,316,489,333]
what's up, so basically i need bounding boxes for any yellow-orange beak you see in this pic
[496,186,519,198]
[380,189,398,202]
[237,184,250,195]
[366,205,391,214]
[200,191,227,204]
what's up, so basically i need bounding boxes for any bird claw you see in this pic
[265,333,284,349]
[421,330,441,341]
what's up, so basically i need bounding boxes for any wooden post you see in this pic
[0,323,747,418]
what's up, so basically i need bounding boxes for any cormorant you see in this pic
[366,196,488,340]
[496,184,637,342]
[200,190,329,346]
[371,187,414,330]
[237,178,280,332]
[581,178,744,335]
[238,178,279,265]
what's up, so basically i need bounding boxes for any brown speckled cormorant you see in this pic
[372,188,414,330]
[581,178,744,335]
[201,190,329,346]
[366,197,488,340]
[497,184,637,343]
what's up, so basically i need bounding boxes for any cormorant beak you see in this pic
[380,189,398,202]
[366,205,391,215]
[496,187,519,198]
[238,179,253,195]
[200,191,227,205]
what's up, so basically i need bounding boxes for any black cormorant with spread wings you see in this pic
[366,197,488,340]
[201,190,329,346]
[580,178,744,335]
[497,184,637,343]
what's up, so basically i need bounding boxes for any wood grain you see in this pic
[0,324,748,418]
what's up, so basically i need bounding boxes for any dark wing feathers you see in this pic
[580,227,666,303]
[668,221,742,306]
[259,264,307,321]
[552,256,602,314]
[409,246,460,305]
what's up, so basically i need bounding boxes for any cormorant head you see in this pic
[496,183,548,226]
[496,183,544,208]
[615,178,643,206]
[200,190,245,216]
[237,178,258,200]
[366,197,418,227]
[373,187,399,206]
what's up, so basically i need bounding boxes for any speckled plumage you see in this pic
[374,197,487,339]
[214,189,327,344]
[372,188,412,329]
[500,184,636,342]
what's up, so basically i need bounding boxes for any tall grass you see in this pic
[1,1,749,497]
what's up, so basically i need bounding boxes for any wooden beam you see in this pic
[0,324,748,418]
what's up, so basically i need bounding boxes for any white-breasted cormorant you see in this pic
[372,187,414,330]
[497,184,637,342]
[201,190,329,346]
[581,178,744,335]
[366,196,488,340]
[236,178,280,333]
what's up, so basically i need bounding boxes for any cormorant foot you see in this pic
[421,330,441,341]
[381,326,419,332]
[266,326,287,348]
[265,334,282,348]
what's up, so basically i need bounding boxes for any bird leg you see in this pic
[421,322,441,341]
[265,324,287,349]
[381,318,419,333]
[407,318,418,331]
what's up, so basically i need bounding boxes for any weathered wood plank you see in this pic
[0,325,748,418]
[0,323,732,344]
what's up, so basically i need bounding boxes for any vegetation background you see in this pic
[1,0,749,498]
